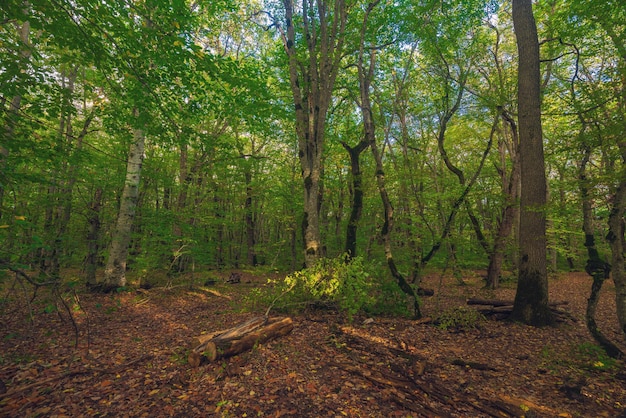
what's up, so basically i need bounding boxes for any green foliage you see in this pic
[247,255,375,320]
[435,307,485,332]
[247,256,415,319]
[362,275,412,318]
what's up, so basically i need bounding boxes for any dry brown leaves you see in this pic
[0,271,625,417]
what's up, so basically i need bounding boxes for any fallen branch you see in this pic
[467,298,576,322]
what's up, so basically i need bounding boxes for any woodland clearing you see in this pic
[0,270,625,417]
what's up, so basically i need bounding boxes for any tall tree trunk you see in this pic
[579,140,623,357]
[280,0,347,267]
[102,118,145,290]
[355,1,420,317]
[1,16,31,220]
[607,152,626,339]
[244,167,258,266]
[510,0,553,326]
[486,109,520,289]
[39,69,94,279]
[85,187,103,288]
[593,21,626,340]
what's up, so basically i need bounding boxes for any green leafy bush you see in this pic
[246,255,375,320]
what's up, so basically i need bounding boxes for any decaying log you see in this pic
[188,316,293,367]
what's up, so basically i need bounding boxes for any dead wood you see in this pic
[329,325,522,417]
[467,298,568,307]
[189,316,293,367]
[468,298,576,322]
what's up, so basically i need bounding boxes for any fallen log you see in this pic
[467,298,568,307]
[468,299,576,322]
[188,316,293,367]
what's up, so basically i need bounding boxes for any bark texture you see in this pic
[188,316,294,367]
[102,124,145,290]
[510,0,553,326]
[281,0,347,267]
[486,109,520,289]
[1,16,31,220]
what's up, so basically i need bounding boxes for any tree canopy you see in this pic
[1,0,626,334]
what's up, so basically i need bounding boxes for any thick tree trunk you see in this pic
[281,0,347,267]
[102,122,145,290]
[510,0,553,326]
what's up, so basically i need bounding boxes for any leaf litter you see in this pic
[0,271,624,417]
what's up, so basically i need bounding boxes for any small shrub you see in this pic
[435,306,485,332]
[246,255,375,320]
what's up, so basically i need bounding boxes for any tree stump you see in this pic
[188,316,293,367]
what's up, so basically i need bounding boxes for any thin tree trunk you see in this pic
[486,109,520,289]
[341,139,370,259]
[1,17,31,220]
[102,119,145,290]
[511,0,552,326]
[244,167,258,266]
[607,165,626,339]
[579,141,623,357]
[85,187,103,288]
[355,1,420,317]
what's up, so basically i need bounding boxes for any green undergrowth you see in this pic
[245,255,411,320]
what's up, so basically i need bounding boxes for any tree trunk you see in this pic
[280,0,347,267]
[486,109,520,289]
[1,16,31,220]
[607,171,626,339]
[244,167,258,266]
[510,0,553,326]
[85,187,103,288]
[577,137,623,356]
[102,120,145,290]
[354,6,421,317]
[341,139,370,259]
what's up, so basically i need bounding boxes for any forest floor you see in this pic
[1,269,625,417]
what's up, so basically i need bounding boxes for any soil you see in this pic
[1,270,625,417]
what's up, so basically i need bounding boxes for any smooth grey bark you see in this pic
[510,0,553,326]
